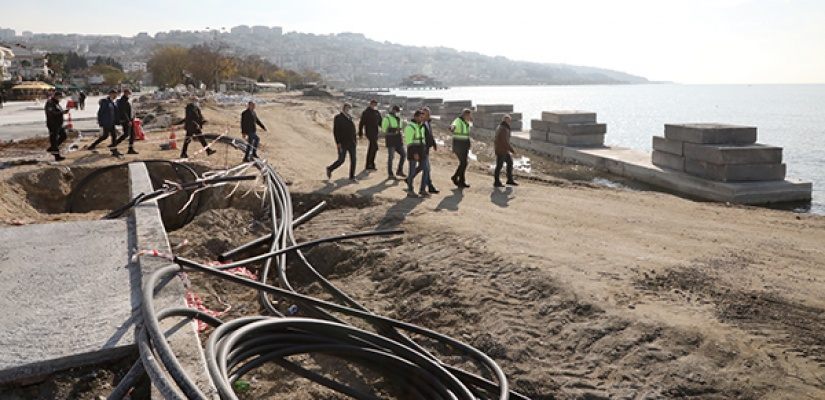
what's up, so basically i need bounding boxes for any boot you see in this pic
[127,148,139,155]
[206,148,217,156]
[494,181,505,188]
[506,180,519,186]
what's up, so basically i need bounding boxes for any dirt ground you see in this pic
[1,92,824,399]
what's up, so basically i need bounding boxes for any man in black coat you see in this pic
[44,91,69,161]
[325,103,357,182]
[113,88,138,154]
[240,101,267,162]
[180,96,216,158]
[358,99,381,171]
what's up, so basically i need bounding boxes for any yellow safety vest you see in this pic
[404,122,424,145]
[452,117,470,140]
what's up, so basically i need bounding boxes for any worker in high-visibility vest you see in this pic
[381,105,406,180]
[450,108,473,188]
[404,109,428,196]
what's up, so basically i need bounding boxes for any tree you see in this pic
[187,44,236,90]
[90,64,126,85]
[94,56,123,71]
[147,45,189,88]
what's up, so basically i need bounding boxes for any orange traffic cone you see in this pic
[169,130,178,150]
[66,112,73,130]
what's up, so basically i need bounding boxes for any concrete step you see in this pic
[476,104,514,113]
[683,142,783,164]
[547,133,605,147]
[652,135,684,156]
[652,150,686,171]
[541,111,597,124]
[664,123,757,144]
[532,120,607,135]
[685,159,786,182]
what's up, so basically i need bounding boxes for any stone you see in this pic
[547,133,605,147]
[683,143,782,164]
[541,111,597,124]
[652,150,685,171]
[530,130,548,142]
[476,104,514,113]
[652,136,684,156]
[685,159,786,182]
[664,123,757,144]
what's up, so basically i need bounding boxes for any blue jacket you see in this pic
[97,98,118,127]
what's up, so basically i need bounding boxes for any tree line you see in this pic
[147,44,322,90]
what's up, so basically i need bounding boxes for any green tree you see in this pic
[147,45,189,88]
[90,64,126,85]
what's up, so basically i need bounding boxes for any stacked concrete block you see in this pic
[421,98,443,112]
[403,97,425,111]
[529,110,605,147]
[652,123,785,182]
[473,104,523,131]
[440,100,474,119]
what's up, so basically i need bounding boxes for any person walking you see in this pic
[421,107,439,194]
[450,108,473,188]
[180,97,216,158]
[44,90,69,161]
[89,89,122,157]
[404,110,429,196]
[0,90,5,109]
[381,105,406,180]
[240,101,267,162]
[113,88,138,154]
[493,114,518,187]
[325,103,357,182]
[78,91,86,110]
[358,99,381,171]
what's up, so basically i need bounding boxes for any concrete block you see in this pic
[539,121,607,135]
[476,104,514,113]
[685,159,786,182]
[652,136,684,156]
[443,100,473,107]
[530,140,565,158]
[541,111,597,124]
[530,130,548,142]
[510,120,523,131]
[547,133,605,147]
[683,143,782,165]
[652,150,685,171]
[664,123,757,144]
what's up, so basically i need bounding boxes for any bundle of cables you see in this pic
[104,135,530,400]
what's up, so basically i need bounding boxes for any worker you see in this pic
[358,99,381,171]
[180,96,216,159]
[381,105,406,180]
[326,103,358,182]
[113,88,138,154]
[44,90,69,161]
[493,114,518,187]
[420,107,439,194]
[88,89,122,157]
[240,101,267,162]
[404,110,429,196]
[450,108,473,188]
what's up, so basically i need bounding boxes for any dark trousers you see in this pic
[115,121,135,148]
[328,144,356,179]
[452,139,470,184]
[78,100,85,110]
[423,149,435,190]
[494,154,514,183]
[180,130,208,157]
[90,125,118,149]
[365,133,378,169]
[244,132,260,160]
[47,126,67,154]
[407,152,430,192]
[387,142,406,175]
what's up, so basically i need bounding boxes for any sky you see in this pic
[1,0,824,84]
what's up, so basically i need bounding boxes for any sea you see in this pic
[390,84,825,214]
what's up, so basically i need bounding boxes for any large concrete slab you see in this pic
[541,111,597,124]
[685,159,786,182]
[547,133,605,147]
[652,136,684,156]
[683,143,783,164]
[0,219,137,384]
[664,123,757,144]
[443,100,473,107]
[652,150,686,171]
[532,120,607,135]
[476,104,514,113]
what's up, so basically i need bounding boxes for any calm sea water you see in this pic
[391,84,825,214]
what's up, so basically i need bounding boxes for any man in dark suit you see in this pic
[180,96,216,158]
[240,101,267,162]
[358,99,381,171]
[325,103,358,182]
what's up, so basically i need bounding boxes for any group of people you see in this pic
[325,100,518,196]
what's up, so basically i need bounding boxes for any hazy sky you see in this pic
[1,0,823,84]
